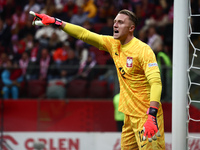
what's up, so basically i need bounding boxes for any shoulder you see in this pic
[134,39,156,62]
[132,38,153,57]
[100,35,120,51]
[134,38,153,53]
[134,37,150,49]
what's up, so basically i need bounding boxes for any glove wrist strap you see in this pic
[54,18,63,27]
[147,106,158,117]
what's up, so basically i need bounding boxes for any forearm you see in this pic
[60,21,101,48]
[147,72,162,108]
[60,21,87,39]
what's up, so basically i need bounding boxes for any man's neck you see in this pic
[120,36,134,45]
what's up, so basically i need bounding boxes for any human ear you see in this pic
[129,24,135,32]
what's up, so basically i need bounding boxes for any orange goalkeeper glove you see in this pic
[142,106,161,142]
[29,11,62,27]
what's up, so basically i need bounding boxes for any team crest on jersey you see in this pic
[126,57,133,68]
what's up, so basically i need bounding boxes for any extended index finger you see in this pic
[29,11,42,20]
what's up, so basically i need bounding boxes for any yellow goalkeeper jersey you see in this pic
[63,23,163,117]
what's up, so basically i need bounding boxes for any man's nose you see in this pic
[114,22,118,28]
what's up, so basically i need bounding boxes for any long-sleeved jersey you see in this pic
[63,23,163,117]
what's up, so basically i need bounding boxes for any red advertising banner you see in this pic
[0,100,200,132]
[1,100,117,132]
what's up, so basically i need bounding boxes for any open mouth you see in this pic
[114,30,119,34]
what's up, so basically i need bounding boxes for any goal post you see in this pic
[172,0,189,149]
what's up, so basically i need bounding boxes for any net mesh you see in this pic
[187,0,200,144]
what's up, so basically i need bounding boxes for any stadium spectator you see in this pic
[147,25,163,54]
[0,53,9,74]
[18,19,36,40]
[96,5,107,23]
[96,0,117,23]
[0,0,6,14]
[34,27,49,48]
[138,28,147,43]
[19,51,30,78]
[63,0,78,14]
[162,4,173,49]
[23,0,41,14]
[24,33,35,52]
[11,6,26,33]
[0,19,11,53]
[26,47,38,80]
[75,40,89,70]
[78,51,97,81]
[25,39,41,80]
[100,17,113,36]
[1,61,23,99]
[0,0,15,20]
[82,0,97,22]
[53,41,70,64]
[40,0,56,16]
[70,6,88,26]
[62,0,78,22]
[0,53,9,67]
[60,49,79,81]
[98,57,115,92]
[29,39,40,62]
[10,34,26,62]
[49,41,71,79]
[113,93,124,132]
[82,20,94,31]
[38,48,53,80]
[133,3,148,36]
[35,26,68,45]
[145,5,169,29]
[48,31,61,51]
[26,48,53,80]
[53,3,68,22]
[156,44,172,101]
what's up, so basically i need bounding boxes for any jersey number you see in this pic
[138,130,144,142]
[119,67,126,79]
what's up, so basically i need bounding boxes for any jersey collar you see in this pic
[121,37,136,52]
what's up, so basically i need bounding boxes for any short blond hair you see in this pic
[119,9,138,27]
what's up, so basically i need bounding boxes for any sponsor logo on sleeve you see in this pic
[148,63,158,67]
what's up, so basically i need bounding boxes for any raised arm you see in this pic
[60,21,102,48]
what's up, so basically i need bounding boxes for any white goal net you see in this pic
[187,0,200,149]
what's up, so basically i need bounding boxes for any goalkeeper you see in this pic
[30,9,165,149]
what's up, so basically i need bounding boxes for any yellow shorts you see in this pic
[121,114,165,150]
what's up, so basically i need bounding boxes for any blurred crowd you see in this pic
[0,0,190,100]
